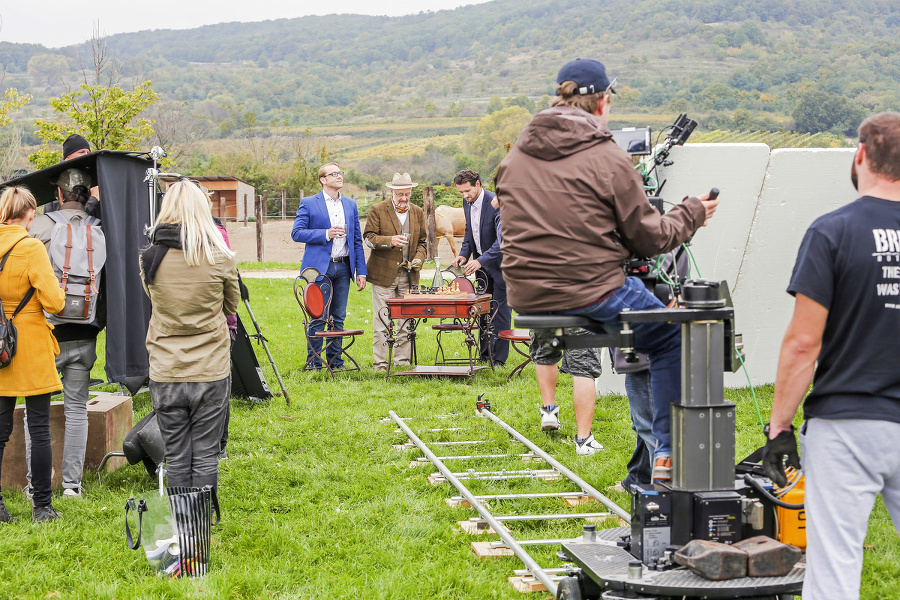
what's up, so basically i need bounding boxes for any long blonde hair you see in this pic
[155,180,235,266]
[0,186,37,224]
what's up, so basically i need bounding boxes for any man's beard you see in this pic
[850,154,859,191]
[393,200,410,213]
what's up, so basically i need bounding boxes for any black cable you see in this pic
[743,474,804,510]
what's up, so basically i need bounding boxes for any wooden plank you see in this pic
[508,576,548,593]
[471,541,514,558]
[423,185,437,259]
[446,497,470,508]
[564,495,595,507]
[457,520,496,535]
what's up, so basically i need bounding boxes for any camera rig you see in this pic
[616,114,700,306]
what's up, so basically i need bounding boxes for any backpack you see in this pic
[45,211,107,325]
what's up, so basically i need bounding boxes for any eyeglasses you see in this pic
[325,171,344,178]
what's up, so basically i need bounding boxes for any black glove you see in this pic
[761,424,801,487]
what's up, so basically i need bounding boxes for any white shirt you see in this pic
[324,191,348,258]
[395,209,408,226]
[470,188,485,256]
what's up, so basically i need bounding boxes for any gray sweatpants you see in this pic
[801,418,900,600]
[25,338,97,491]
[150,376,230,490]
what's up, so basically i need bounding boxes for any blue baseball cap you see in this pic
[556,59,617,95]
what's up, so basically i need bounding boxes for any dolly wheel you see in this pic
[556,576,583,600]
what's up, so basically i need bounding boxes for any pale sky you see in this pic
[0,0,491,48]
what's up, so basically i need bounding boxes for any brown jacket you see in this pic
[496,105,705,313]
[0,225,65,396]
[363,201,427,288]
[143,248,239,382]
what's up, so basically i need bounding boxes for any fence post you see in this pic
[423,186,437,260]
[255,194,264,262]
[243,194,248,228]
[281,189,286,221]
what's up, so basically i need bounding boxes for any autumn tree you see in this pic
[466,105,532,176]
[0,86,31,176]
[29,29,159,168]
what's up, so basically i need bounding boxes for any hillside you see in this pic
[0,0,897,187]
[3,0,898,126]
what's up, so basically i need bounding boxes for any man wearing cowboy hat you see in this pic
[363,173,428,372]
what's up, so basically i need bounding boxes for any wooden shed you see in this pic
[194,176,256,222]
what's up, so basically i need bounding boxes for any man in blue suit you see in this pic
[292,162,367,369]
[450,169,510,364]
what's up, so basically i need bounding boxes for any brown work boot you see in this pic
[652,457,672,482]
[0,497,18,523]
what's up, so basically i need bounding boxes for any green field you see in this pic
[0,276,896,599]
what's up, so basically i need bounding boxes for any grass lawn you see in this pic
[0,276,897,599]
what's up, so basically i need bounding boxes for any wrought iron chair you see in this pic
[497,329,533,381]
[293,270,364,379]
[432,274,499,367]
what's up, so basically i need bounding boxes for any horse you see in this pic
[434,205,466,257]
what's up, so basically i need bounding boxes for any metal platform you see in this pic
[562,527,805,598]
[390,365,490,377]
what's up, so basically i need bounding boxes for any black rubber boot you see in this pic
[0,496,18,523]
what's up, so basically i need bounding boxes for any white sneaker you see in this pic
[575,434,604,456]
[62,488,82,499]
[540,405,561,431]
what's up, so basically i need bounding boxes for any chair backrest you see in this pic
[293,273,333,322]
[452,276,475,294]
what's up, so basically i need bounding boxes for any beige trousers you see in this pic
[372,271,413,368]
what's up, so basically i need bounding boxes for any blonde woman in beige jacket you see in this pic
[140,180,239,491]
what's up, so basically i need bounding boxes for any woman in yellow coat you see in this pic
[0,186,66,524]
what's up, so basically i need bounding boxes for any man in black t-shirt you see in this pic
[764,112,900,600]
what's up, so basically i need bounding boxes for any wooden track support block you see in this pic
[446,497,470,508]
[564,495,594,507]
[508,576,548,593]
[458,520,496,535]
[471,541,514,558]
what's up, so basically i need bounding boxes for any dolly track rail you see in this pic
[389,410,561,596]
[478,403,630,522]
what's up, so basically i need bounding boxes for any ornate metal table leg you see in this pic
[378,306,395,382]
[465,305,479,382]
[406,318,419,366]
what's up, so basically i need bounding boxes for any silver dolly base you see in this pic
[559,527,804,599]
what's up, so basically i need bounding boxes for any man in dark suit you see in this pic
[292,162,367,369]
[363,173,428,372]
[450,169,510,364]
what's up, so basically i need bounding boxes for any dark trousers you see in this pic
[0,394,52,506]
[478,267,510,364]
[150,377,230,490]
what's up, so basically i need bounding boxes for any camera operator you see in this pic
[496,58,719,480]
